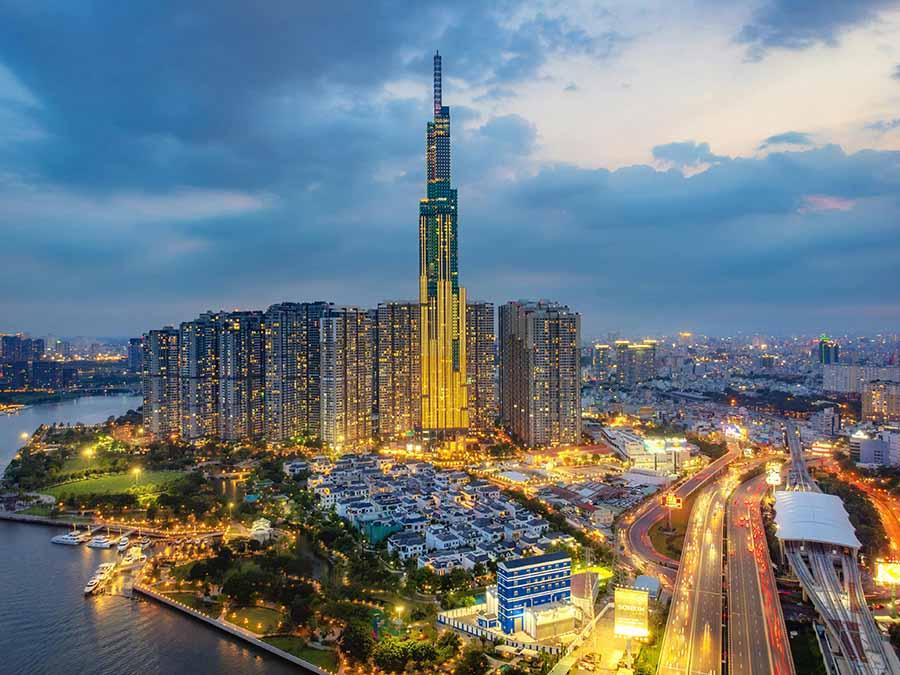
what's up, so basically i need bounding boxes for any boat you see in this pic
[139,537,153,550]
[83,576,101,594]
[116,536,130,553]
[87,535,113,549]
[51,531,83,545]
[97,562,116,578]
[120,546,146,568]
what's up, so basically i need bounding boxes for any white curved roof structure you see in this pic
[773,491,861,549]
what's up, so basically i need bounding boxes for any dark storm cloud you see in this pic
[758,131,813,148]
[736,0,898,60]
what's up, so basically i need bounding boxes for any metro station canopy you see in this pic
[773,491,862,549]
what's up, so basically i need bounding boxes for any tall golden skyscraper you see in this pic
[419,51,468,436]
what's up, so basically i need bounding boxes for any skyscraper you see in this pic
[818,335,840,365]
[419,51,468,437]
[179,312,221,440]
[142,327,180,438]
[499,301,582,448]
[264,301,332,442]
[376,301,421,440]
[320,307,374,449]
[127,337,143,373]
[466,301,497,431]
[218,311,265,441]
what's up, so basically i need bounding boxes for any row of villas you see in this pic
[303,453,576,575]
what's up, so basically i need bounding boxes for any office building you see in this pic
[822,364,900,394]
[612,339,657,387]
[142,327,180,438]
[466,301,497,431]
[218,311,265,440]
[320,307,373,449]
[376,301,420,440]
[264,302,332,442]
[179,313,221,440]
[499,301,581,447]
[862,381,900,423]
[419,52,468,437]
[817,335,840,365]
[127,337,143,373]
[494,551,573,636]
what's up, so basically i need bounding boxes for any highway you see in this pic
[781,422,895,675]
[727,473,795,674]
[622,448,740,586]
[657,469,737,675]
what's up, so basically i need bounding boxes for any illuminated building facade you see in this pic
[863,380,900,422]
[264,301,333,442]
[419,51,468,437]
[376,301,420,440]
[612,339,657,387]
[817,335,840,364]
[179,312,221,440]
[320,307,374,449]
[218,311,265,440]
[496,551,572,635]
[592,343,612,381]
[142,327,180,438]
[499,301,581,447]
[466,301,497,431]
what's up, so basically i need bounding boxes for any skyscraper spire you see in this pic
[433,50,442,118]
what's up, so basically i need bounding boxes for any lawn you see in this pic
[164,591,222,618]
[264,636,339,672]
[18,504,55,516]
[45,470,186,498]
[226,605,286,635]
[648,520,685,560]
[59,453,116,476]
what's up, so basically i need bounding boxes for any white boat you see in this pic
[51,532,82,545]
[87,535,113,549]
[83,576,101,594]
[116,536,130,553]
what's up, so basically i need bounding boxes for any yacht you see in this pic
[83,576,101,595]
[51,531,82,545]
[87,535,113,549]
[97,562,116,578]
[139,537,153,550]
[120,547,147,568]
[116,536,130,553]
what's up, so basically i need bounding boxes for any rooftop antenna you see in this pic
[433,50,442,117]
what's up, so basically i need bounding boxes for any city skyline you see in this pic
[1,3,900,336]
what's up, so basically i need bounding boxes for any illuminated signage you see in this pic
[614,587,650,638]
[659,493,683,509]
[766,462,782,486]
[875,561,900,586]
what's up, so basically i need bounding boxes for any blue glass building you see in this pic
[497,551,572,634]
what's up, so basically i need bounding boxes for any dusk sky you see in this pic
[2,0,900,338]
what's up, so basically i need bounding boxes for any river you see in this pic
[0,395,300,675]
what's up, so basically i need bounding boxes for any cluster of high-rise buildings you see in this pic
[590,338,658,387]
[140,54,582,450]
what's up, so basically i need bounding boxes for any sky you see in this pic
[1,0,900,339]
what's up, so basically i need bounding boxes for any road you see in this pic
[657,470,736,675]
[622,448,740,586]
[727,473,795,675]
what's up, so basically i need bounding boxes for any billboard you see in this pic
[659,493,683,509]
[614,587,649,638]
[875,561,900,586]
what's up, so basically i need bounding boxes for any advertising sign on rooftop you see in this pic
[614,586,649,638]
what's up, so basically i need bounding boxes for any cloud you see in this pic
[866,118,900,133]
[759,131,814,149]
[893,64,900,80]
[564,82,579,92]
[652,141,726,169]
[736,0,896,60]
[798,194,856,213]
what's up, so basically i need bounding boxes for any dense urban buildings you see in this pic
[179,313,221,440]
[823,363,900,394]
[499,301,581,447]
[817,335,840,364]
[376,301,420,440]
[466,301,497,431]
[419,51,468,438]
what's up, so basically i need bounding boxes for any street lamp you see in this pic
[132,467,142,485]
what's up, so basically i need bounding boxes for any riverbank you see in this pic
[0,389,139,407]
[134,584,336,675]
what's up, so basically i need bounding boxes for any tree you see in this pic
[340,620,374,662]
[436,630,462,659]
[372,637,409,672]
[453,646,488,675]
